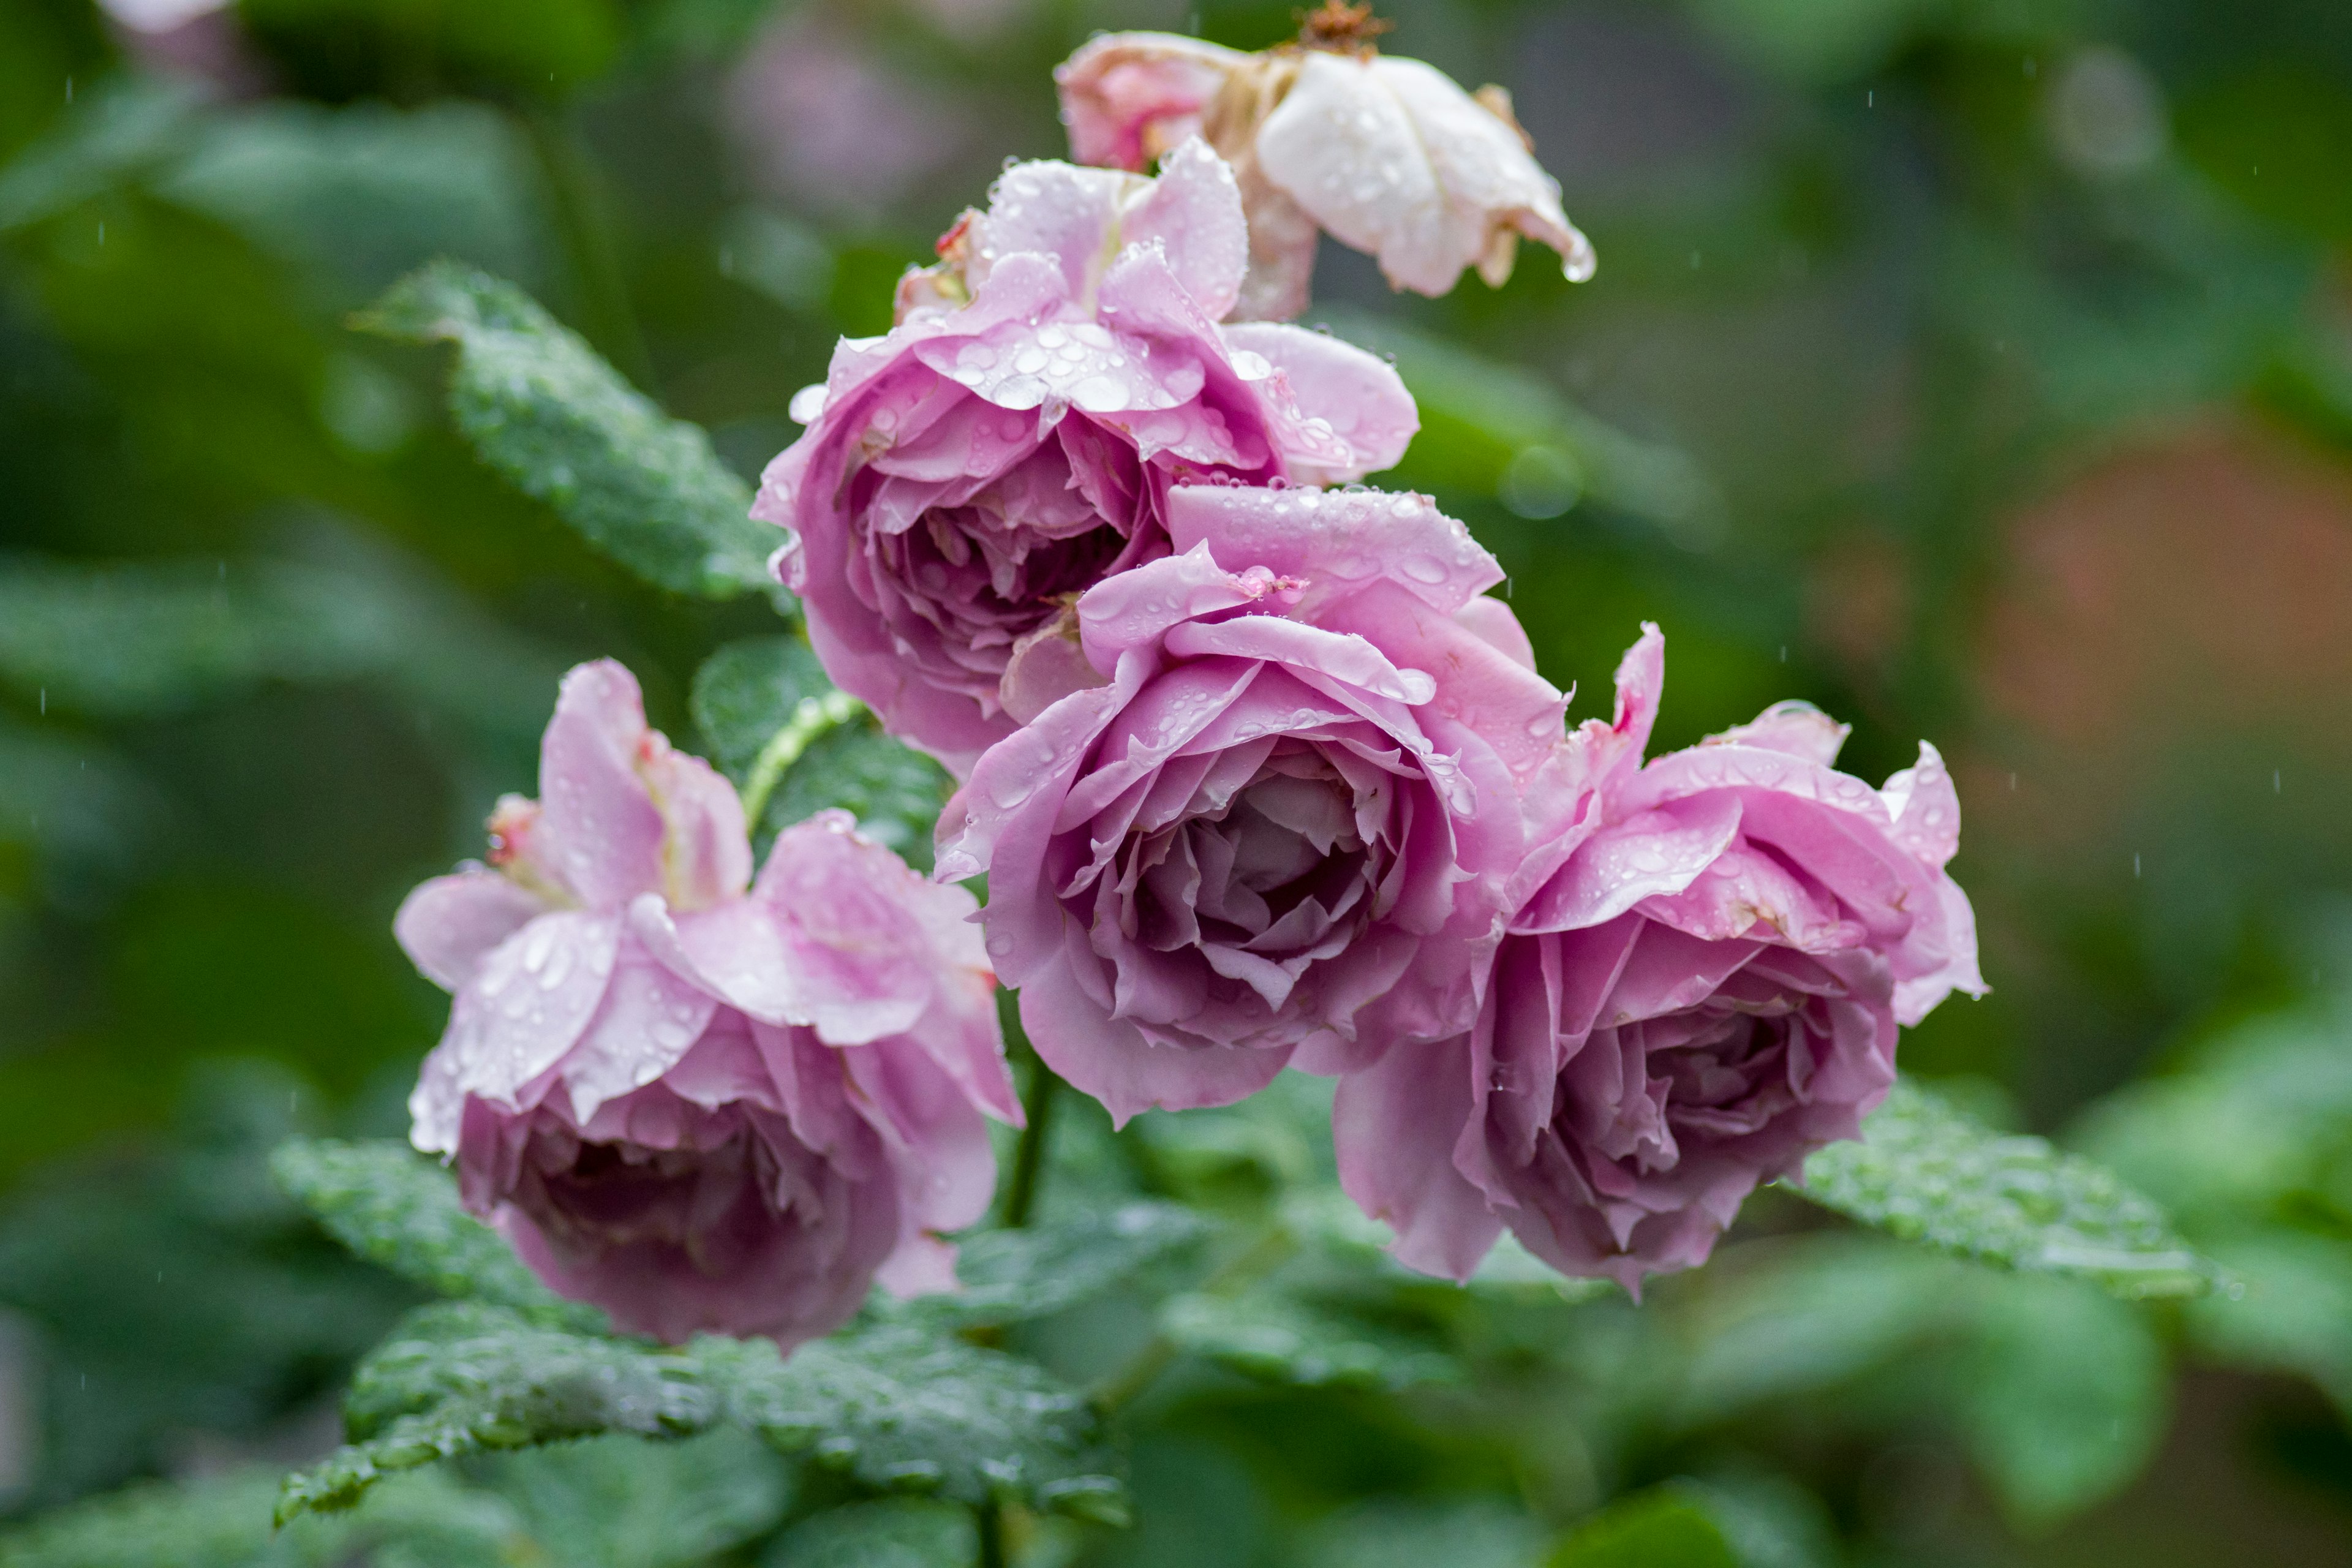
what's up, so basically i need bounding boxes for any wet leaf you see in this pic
[1791,1078,2219,1298]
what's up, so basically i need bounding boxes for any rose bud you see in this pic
[936,483,1562,1122]
[396,661,1019,1347]
[755,138,1417,775]
[1056,15,1593,320]
[1335,625,1985,1289]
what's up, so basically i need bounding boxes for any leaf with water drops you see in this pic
[277,1302,1124,1527]
[690,636,835,777]
[0,1464,524,1568]
[271,1138,605,1330]
[1158,1285,1461,1392]
[357,261,782,602]
[891,1202,1210,1332]
[1790,1077,2220,1298]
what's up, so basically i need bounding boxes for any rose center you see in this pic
[526,1123,780,1274]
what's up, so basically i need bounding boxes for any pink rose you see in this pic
[935,483,1563,1123]
[1336,626,1986,1289]
[396,661,1018,1347]
[1056,32,1594,320]
[754,141,1417,775]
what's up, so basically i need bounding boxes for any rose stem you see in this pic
[737,690,864,829]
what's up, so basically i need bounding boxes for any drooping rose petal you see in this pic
[399,666,1019,1348]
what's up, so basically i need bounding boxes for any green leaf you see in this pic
[0,532,562,736]
[1790,1077,2219,1298]
[758,1499,973,1568]
[0,79,202,235]
[488,1429,792,1568]
[356,261,780,601]
[1299,1501,1545,1568]
[1948,1275,2166,1526]
[1547,1486,1741,1568]
[280,1302,1123,1528]
[2180,1230,2352,1420]
[1678,1240,1960,1420]
[690,636,835,777]
[898,1202,1210,1330]
[0,1466,523,1568]
[688,636,949,868]
[1158,1286,1460,1392]
[270,1139,604,1331]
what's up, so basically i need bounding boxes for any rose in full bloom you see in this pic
[1055,28,1594,320]
[935,483,1563,1122]
[1335,626,1986,1289]
[755,139,1417,774]
[396,661,1019,1346]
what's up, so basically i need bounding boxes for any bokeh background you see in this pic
[4,0,2352,1562]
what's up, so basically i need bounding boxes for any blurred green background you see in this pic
[4,0,2352,1562]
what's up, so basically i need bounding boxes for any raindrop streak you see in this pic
[2274,769,2282,793]
[2008,772,2018,791]
[2133,854,2142,879]
[1778,646,1787,663]
[1868,91,1875,108]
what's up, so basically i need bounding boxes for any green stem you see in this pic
[738,691,864,827]
[1089,1221,1296,1412]
[976,1498,1008,1568]
[518,105,655,390]
[1000,1054,1060,1229]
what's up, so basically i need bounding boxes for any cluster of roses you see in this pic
[397,19,1984,1349]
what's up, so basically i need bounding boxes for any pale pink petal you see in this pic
[442,910,622,1107]
[965,159,1130,303]
[875,1235,960,1297]
[639,737,752,911]
[535,661,667,908]
[557,934,720,1121]
[1519,794,1744,933]
[1314,579,1566,781]
[1076,541,1277,669]
[1218,321,1418,477]
[1706,699,1850,767]
[1001,607,1109,724]
[1334,1040,1505,1281]
[1121,137,1248,322]
[394,869,548,992]
[1054,31,1242,170]
[1163,484,1502,617]
[1893,875,1987,1025]
[1564,624,1665,812]
[1020,949,1286,1124]
[1880,741,1962,869]
[1452,594,1538,672]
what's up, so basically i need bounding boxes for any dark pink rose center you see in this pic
[518,1115,806,1280]
[1562,992,1826,1177]
[1109,741,1399,1021]
[858,421,1158,704]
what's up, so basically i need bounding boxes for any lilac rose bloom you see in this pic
[754,138,1418,775]
[396,661,1019,1346]
[935,483,1563,1122]
[1336,625,1986,1290]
